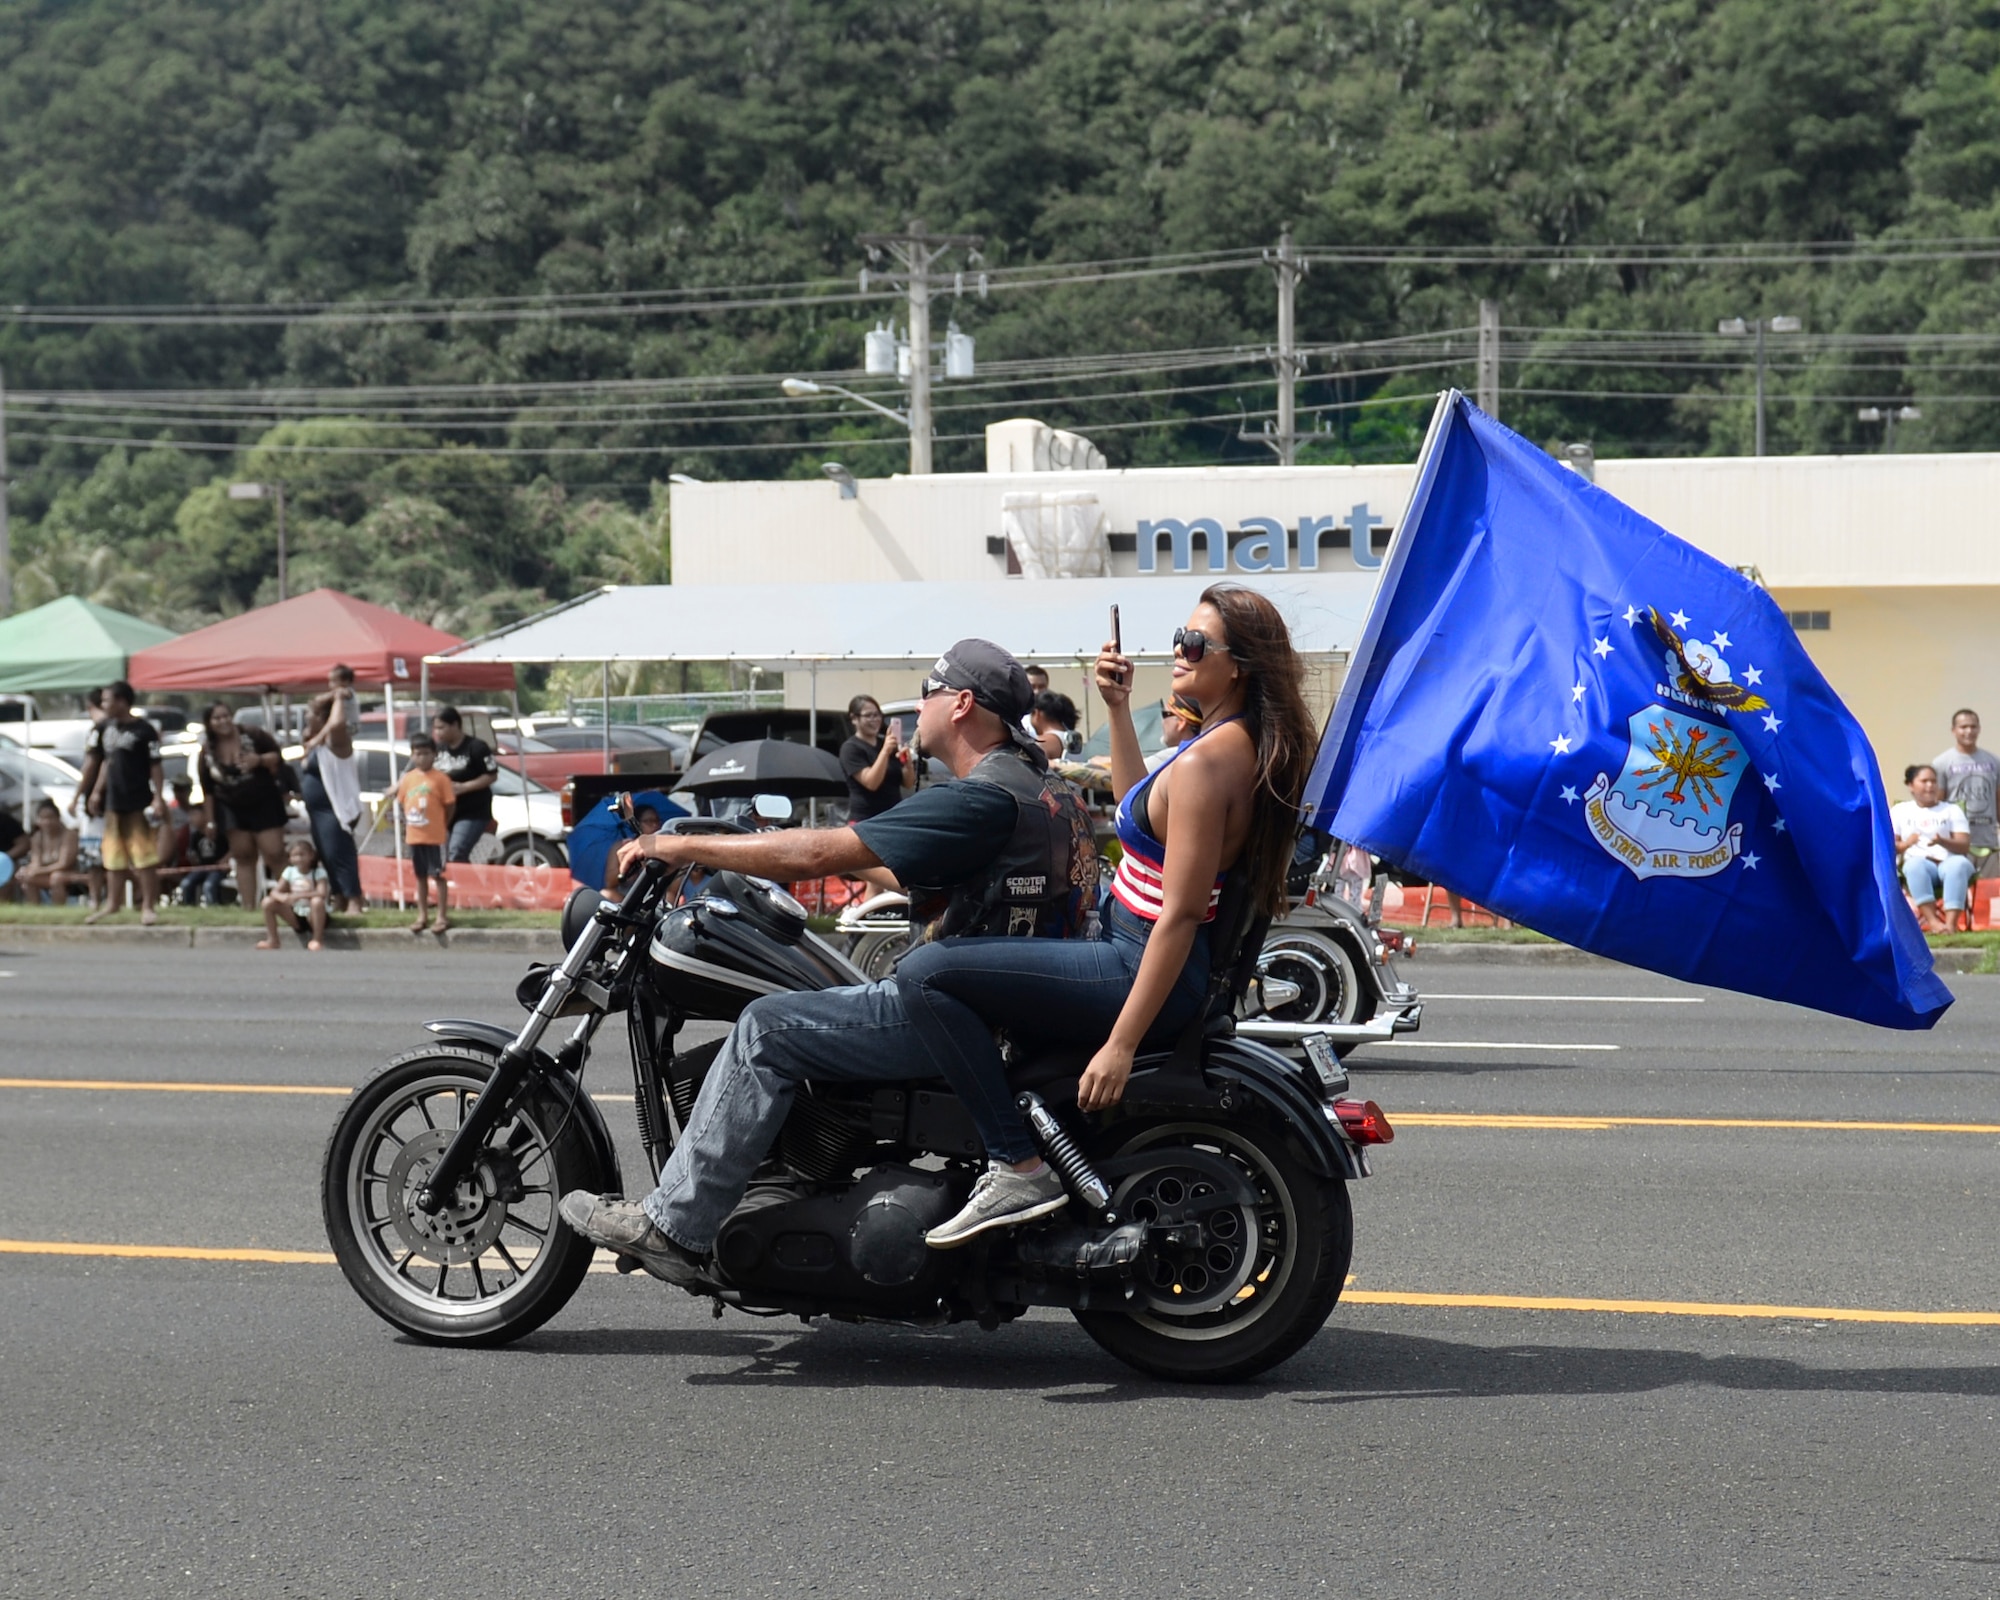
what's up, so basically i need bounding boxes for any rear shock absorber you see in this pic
[1017,1092,1114,1221]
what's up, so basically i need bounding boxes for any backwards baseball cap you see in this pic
[922,639,1047,765]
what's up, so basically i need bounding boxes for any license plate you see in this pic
[1302,1032,1346,1093]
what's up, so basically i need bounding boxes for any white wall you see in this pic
[671,451,2000,591]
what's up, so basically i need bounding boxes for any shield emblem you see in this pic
[1583,705,1746,880]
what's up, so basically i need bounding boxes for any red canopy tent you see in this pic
[126,588,514,692]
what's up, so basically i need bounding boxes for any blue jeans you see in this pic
[447,817,487,864]
[642,979,938,1252]
[1904,852,1974,910]
[300,768,362,900]
[894,899,1211,1164]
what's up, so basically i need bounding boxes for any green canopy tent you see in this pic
[0,596,179,694]
[0,597,179,828]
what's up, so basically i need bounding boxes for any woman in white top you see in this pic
[1890,763,1972,934]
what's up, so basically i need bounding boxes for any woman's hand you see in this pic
[1094,641,1133,711]
[1077,1038,1138,1113]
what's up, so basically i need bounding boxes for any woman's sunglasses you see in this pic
[1173,626,1231,664]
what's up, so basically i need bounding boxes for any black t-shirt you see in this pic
[840,735,905,822]
[0,810,24,856]
[432,735,497,825]
[850,779,1018,890]
[99,716,162,814]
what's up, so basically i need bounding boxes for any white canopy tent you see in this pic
[430,575,1379,672]
[429,576,1381,801]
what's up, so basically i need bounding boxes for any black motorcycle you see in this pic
[321,817,1394,1382]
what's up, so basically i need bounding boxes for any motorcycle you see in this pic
[1244,842,1425,1055]
[321,814,1395,1382]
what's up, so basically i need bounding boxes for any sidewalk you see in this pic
[0,922,562,952]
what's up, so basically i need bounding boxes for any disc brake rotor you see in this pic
[385,1129,509,1266]
[1110,1149,1262,1316]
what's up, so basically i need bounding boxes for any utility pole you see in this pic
[1264,228,1310,465]
[855,222,982,474]
[1476,299,1501,418]
[0,365,10,617]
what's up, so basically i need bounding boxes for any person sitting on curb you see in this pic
[1892,763,1972,935]
[259,837,331,952]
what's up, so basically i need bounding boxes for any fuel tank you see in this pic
[646,872,867,1020]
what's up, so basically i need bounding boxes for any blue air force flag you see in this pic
[1305,391,1951,1029]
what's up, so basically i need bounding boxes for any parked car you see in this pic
[689,708,845,763]
[348,739,568,868]
[0,747,84,817]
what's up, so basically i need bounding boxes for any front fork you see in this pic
[412,904,621,1214]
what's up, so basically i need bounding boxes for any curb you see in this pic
[0,924,562,953]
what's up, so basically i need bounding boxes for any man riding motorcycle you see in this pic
[559,640,1099,1284]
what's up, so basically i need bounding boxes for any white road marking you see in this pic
[1367,1040,1619,1051]
[1419,993,1702,1003]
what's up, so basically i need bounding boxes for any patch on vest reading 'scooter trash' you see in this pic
[1006,875,1048,897]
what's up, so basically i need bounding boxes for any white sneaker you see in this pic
[925,1162,1069,1249]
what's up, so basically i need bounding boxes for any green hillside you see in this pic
[4,0,1998,633]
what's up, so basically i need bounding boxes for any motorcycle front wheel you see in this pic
[322,1047,604,1346]
[1074,1114,1351,1383]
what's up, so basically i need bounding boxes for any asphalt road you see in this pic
[2,944,1996,1598]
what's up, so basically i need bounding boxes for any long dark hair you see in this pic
[1203,584,1318,917]
[200,702,236,754]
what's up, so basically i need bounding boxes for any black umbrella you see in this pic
[673,738,848,799]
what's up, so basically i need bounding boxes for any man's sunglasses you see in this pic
[1173,626,1231,663]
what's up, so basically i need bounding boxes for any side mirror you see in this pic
[752,793,794,823]
[612,791,635,824]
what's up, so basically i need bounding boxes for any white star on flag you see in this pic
[1761,712,1782,733]
[1742,665,1763,686]
[1560,785,1579,804]
[1551,735,1572,754]
[1622,605,1639,626]
[1571,684,1586,703]
[1592,637,1613,659]
[1774,818,1787,833]
[1710,631,1731,651]
[1764,771,1781,791]
[1670,609,1690,629]
[1743,852,1761,870]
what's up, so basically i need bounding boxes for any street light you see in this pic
[780,377,911,430]
[1717,315,1802,457]
[228,480,288,601]
[821,462,858,500]
[1857,404,1921,451]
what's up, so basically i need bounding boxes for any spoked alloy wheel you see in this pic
[851,927,913,981]
[1259,930,1367,1026]
[322,1047,602,1346]
[1073,1117,1351,1382]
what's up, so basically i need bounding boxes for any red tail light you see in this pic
[1332,1098,1394,1145]
[560,780,576,830]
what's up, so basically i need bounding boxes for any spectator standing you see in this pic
[839,695,911,822]
[396,735,456,934]
[83,681,165,925]
[258,837,331,952]
[1934,709,1998,893]
[197,703,289,907]
[1892,763,1972,935]
[20,799,82,903]
[68,687,108,911]
[301,664,366,912]
[430,706,497,864]
[1030,690,1082,762]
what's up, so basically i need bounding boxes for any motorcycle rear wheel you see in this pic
[1073,1115,1351,1383]
[322,1047,603,1346]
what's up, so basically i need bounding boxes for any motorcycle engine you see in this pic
[713,1165,960,1307]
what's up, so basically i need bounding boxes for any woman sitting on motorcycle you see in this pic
[900,583,1318,1247]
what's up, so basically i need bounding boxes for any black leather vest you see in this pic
[910,746,1099,944]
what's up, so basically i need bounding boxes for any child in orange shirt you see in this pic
[397,736,457,934]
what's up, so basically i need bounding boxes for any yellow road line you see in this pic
[1395,1112,2000,1134]
[1343,1289,2000,1325]
[0,1239,336,1264]
[5,1237,1995,1324]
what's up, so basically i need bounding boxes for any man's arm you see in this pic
[618,824,883,883]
